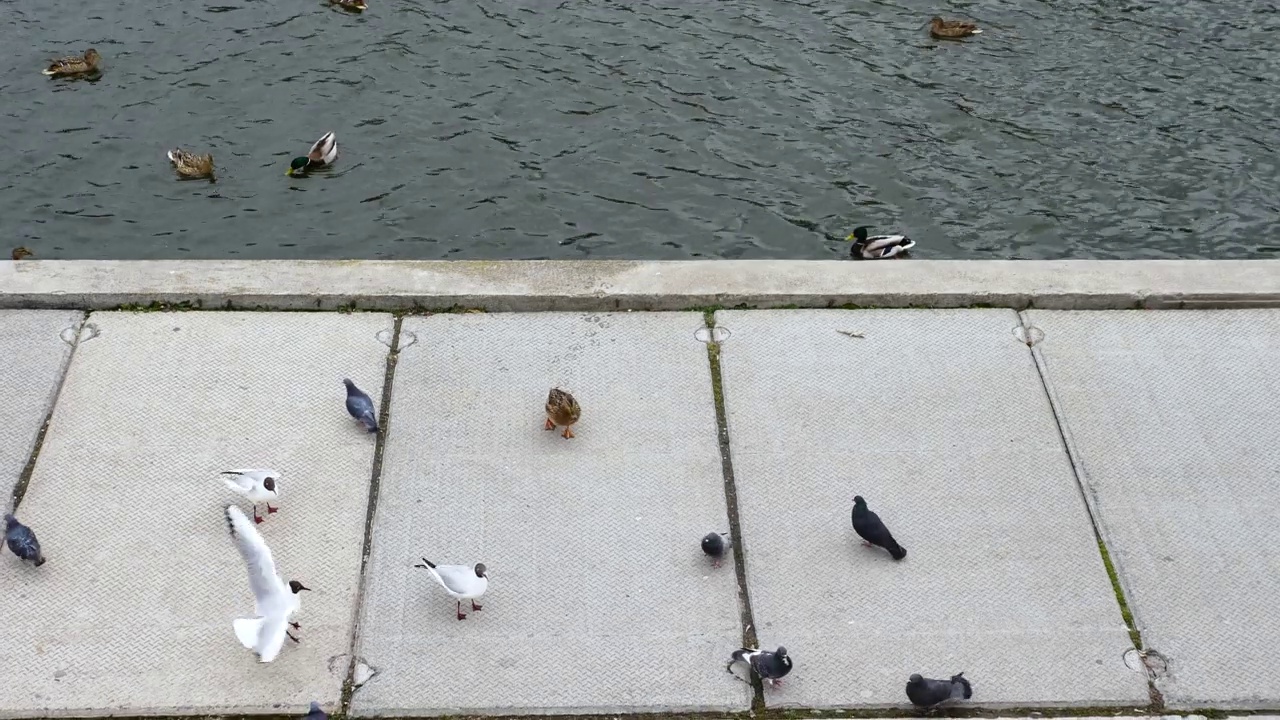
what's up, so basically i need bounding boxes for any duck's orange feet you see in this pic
[561,427,575,439]
[544,418,556,431]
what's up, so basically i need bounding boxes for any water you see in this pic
[4,0,1279,261]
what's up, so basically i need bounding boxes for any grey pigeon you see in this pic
[906,672,972,708]
[701,532,732,568]
[727,646,792,687]
[4,514,45,566]
[343,379,379,433]
[851,495,906,560]
[303,701,328,720]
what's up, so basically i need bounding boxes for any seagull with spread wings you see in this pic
[224,505,311,663]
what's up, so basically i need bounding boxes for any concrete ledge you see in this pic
[3,260,1279,311]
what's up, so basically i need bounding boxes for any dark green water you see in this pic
[4,0,1279,260]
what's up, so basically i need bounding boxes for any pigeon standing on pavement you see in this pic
[221,469,282,524]
[3,514,45,566]
[224,505,311,662]
[851,495,907,560]
[414,558,488,620]
[701,532,732,568]
[343,379,379,433]
[906,672,972,708]
[303,701,328,720]
[727,646,792,687]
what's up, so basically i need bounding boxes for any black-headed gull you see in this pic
[414,557,488,620]
[221,469,281,524]
[224,505,310,662]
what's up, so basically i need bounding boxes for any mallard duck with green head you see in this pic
[286,132,338,176]
[846,226,916,259]
[544,387,581,439]
[329,0,368,11]
[43,48,101,77]
[167,148,215,180]
[929,17,982,39]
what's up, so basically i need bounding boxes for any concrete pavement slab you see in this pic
[351,311,750,716]
[1027,309,1280,709]
[716,309,1149,709]
[0,310,82,500]
[0,311,391,718]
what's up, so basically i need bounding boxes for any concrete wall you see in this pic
[3,259,1279,311]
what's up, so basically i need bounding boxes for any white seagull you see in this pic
[221,469,282,524]
[414,557,488,620]
[224,505,310,663]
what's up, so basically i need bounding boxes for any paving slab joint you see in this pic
[1015,312,1163,710]
[703,310,767,711]
[339,316,403,716]
[112,300,206,313]
[9,312,87,511]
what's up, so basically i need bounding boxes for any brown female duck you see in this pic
[929,17,982,39]
[544,388,581,439]
[43,48,101,77]
[167,149,215,180]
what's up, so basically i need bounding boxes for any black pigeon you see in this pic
[4,514,46,566]
[727,646,792,687]
[303,701,328,720]
[906,672,972,707]
[343,379,379,433]
[701,532,732,568]
[851,495,906,560]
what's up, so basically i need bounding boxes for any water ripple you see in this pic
[2,0,1277,259]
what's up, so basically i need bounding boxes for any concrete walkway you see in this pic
[1,275,1278,716]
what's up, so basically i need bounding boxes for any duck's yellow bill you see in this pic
[844,234,855,241]
[285,168,294,176]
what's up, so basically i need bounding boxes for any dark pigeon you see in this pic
[906,672,972,708]
[701,532,732,568]
[851,495,906,560]
[303,701,328,720]
[343,379,379,433]
[727,646,792,687]
[4,514,45,566]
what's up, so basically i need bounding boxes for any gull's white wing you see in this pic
[224,505,289,615]
[221,472,257,494]
[222,469,277,483]
[434,565,484,596]
[255,615,290,663]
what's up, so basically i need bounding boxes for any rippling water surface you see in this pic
[4,0,1279,260]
